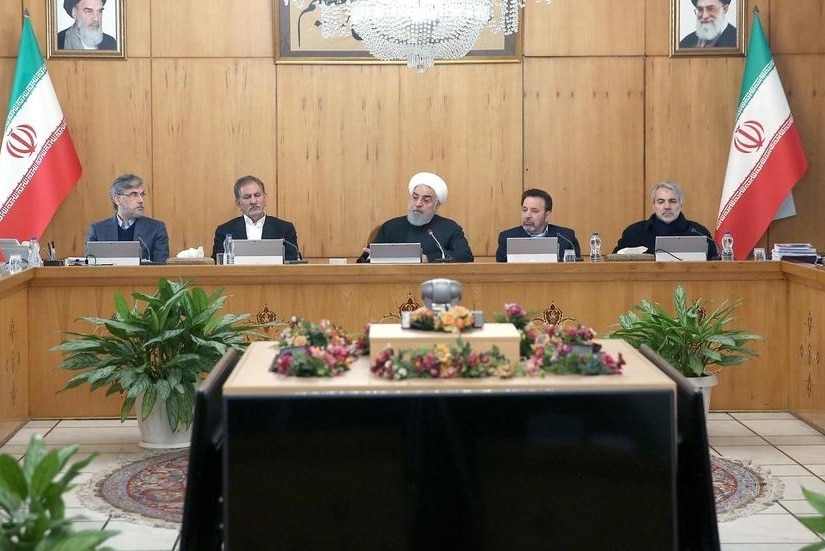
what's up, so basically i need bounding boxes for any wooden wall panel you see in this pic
[524,0,643,56]
[151,59,279,254]
[39,60,153,256]
[523,58,645,250]
[645,56,743,239]
[151,0,273,58]
[276,63,523,259]
[0,2,21,57]
[769,0,825,53]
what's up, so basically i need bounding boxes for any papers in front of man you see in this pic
[772,243,817,262]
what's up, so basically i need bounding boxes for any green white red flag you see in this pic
[716,11,807,259]
[0,14,81,243]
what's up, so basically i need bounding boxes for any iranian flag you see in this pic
[0,14,81,242]
[716,11,807,260]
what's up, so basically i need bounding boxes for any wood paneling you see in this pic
[524,57,645,248]
[277,63,522,258]
[0,272,30,443]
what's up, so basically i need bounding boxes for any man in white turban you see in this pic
[358,172,474,263]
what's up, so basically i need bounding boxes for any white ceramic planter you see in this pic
[689,373,719,420]
[135,395,192,449]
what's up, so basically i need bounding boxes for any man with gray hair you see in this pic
[613,181,718,259]
[58,0,117,51]
[86,174,169,263]
[679,0,737,48]
[358,172,473,262]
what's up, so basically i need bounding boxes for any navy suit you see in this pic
[212,216,299,261]
[496,225,580,262]
[86,216,170,263]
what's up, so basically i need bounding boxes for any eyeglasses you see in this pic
[695,4,721,15]
[119,191,147,199]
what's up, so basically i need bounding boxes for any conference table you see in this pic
[1,260,824,442]
[221,339,678,550]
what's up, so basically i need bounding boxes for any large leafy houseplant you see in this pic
[607,284,761,378]
[0,434,117,550]
[53,279,263,431]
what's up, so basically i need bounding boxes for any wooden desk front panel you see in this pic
[0,272,31,443]
[28,262,786,417]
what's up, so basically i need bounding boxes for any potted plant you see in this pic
[607,284,761,413]
[0,434,118,549]
[52,278,265,448]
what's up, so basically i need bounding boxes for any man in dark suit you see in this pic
[495,188,580,262]
[679,0,737,48]
[613,181,718,259]
[212,175,300,261]
[58,0,117,51]
[86,174,170,263]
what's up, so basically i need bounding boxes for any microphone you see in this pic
[555,232,578,261]
[689,227,720,260]
[137,236,152,263]
[428,229,450,263]
[283,239,308,264]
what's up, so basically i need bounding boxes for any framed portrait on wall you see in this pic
[670,0,745,57]
[46,0,125,59]
[274,0,519,65]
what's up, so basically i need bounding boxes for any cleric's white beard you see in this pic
[78,24,104,47]
[407,210,435,226]
[695,12,726,41]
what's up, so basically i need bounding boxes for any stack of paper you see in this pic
[772,243,817,262]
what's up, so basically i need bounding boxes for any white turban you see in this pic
[408,172,448,204]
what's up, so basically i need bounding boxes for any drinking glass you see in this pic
[563,250,577,263]
[216,253,225,265]
[8,255,23,273]
[752,248,767,261]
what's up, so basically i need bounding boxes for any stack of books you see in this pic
[771,243,818,263]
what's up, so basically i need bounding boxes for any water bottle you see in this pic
[721,231,734,262]
[28,237,43,267]
[589,232,602,262]
[223,233,235,265]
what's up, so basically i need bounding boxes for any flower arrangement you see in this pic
[524,324,625,376]
[371,339,516,380]
[494,303,533,357]
[271,317,366,377]
[408,305,475,333]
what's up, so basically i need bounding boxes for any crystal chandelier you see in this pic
[284,0,554,72]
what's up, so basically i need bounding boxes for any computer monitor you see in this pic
[639,344,720,551]
[232,239,284,265]
[85,241,141,265]
[655,236,709,262]
[0,239,28,262]
[180,348,240,551]
[369,242,422,264]
[506,237,559,263]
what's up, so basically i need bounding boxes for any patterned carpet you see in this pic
[79,451,783,528]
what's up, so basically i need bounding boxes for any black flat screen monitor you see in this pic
[639,344,720,551]
[179,348,239,551]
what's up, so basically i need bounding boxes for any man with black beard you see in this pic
[58,0,117,51]
[679,0,737,48]
[357,172,474,263]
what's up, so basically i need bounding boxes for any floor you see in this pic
[0,412,824,550]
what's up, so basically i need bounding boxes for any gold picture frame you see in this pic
[274,0,520,65]
[46,0,125,59]
[670,0,745,57]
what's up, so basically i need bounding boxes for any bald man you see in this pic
[58,0,117,50]
[358,172,474,263]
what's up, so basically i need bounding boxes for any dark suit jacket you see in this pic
[57,28,117,50]
[212,216,299,261]
[679,24,737,48]
[496,225,581,262]
[86,216,170,263]
[613,213,718,259]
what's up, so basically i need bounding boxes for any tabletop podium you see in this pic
[222,339,679,550]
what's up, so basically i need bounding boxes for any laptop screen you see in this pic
[369,243,422,264]
[86,241,141,266]
[506,237,559,263]
[654,236,708,262]
[232,239,284,265]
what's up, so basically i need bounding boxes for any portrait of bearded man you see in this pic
[57,0,117,51]
[678,0,738,48]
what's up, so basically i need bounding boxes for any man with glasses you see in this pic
[613,181,718,259]
[86,174,170,263]
[679,0,737,48]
